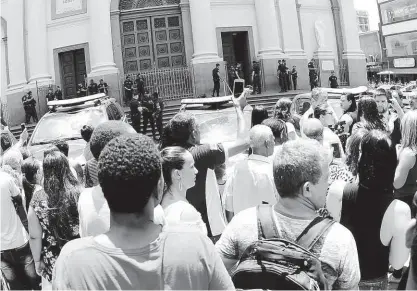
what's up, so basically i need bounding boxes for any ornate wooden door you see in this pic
[122,18,154,74]
[74,49,87,87]
[121,13,185,74]
[151,15,184,69]
[60,51,77,99]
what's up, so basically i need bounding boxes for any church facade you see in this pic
[1,0,366,126]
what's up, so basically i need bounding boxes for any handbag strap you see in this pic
[296,217,335,251]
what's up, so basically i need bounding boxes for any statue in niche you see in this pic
[314,20,327,50]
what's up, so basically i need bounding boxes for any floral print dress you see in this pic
[30,190,79,282]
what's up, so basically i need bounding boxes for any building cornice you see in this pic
[47,15,90,28]
[211,0,253,6]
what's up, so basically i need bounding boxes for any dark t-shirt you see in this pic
[329,76,338,88]
[88,83,98,95]
[46,93,55,102]
[55,90,63,100]
[187,144,226,237]
[130,99,140,115]
[212,68,220,82]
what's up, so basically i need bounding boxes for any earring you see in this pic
[179,180,183,191]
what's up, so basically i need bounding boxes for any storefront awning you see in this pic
[388,68,417,75]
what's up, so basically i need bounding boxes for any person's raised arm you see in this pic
[223,88,251,158]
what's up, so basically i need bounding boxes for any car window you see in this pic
[106,103,123,120]
[30,108,107,145]
[293,98,311,116]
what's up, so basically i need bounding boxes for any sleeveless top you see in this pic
[340,182,391,280]
[164,200,207,236]
[394,152,417,199]
[30,189,80,282]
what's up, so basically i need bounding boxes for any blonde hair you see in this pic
[401,110,417,153]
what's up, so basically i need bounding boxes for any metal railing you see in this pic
[122,66,195,102]
[338,64,350,86]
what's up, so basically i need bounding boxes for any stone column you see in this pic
[254,0,286,91]
[188,0,223,96]
[278,0,308,90]
[6,0,27,90]
[180,0,194,66]
[89,0,119,100]
[338,0,366,86]
[27,0,52,85]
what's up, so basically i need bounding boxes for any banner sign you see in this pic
[52,0,87,20]
[394,58,416,68]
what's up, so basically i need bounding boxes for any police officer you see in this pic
[55,86,63,100]
[46,88,55,102]
[279,59,288,92]
[77,83,87,98]
[124,75,133,103]
[22,91,38,124]
[251,61,261,94]
[291,66,298,90]
[284,60,291,90]
[88,79,99,95]
[328,71,339,88]
[310,70,319,90]
[135,75,145,101]
[98,79,109,94]
[152,92,164,139]
[277,60,282,89]
[212,63,220,97]
[141,91,156,140]
[129,94,142,133]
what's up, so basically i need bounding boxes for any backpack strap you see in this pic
[295,217,335,251]
[257,204,279,240]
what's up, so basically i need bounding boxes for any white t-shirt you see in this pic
[224,154,278,215]
[323,127,345,159]
[164,200,207,235]
[1,171,28,251]
[78,185,165,237]
[286,122,298,139]
[216,207,361,289]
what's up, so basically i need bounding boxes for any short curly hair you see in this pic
[90,121,135,160]
[161,112,196,149]
[98,134,162,213]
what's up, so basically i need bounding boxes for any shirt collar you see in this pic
[248,154,271,164]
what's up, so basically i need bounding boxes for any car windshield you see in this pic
[193,108,251,144]
[30,108,107,145]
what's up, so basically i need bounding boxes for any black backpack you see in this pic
[231,205,335,290]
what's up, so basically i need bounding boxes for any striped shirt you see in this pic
[84,159,99,188]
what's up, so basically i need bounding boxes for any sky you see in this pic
[354,0,380,31]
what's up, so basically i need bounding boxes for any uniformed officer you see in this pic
[124,75,133,103]
[279,59,288,93]
[141,91,156,140]
[88,79,99,95]
[55,86,63,100]
[310,70,319,91]
[135,75,145,101]
[46,88,55,102]
[22,91,38,124]
[291,66,298,90]
[98,79,109,94]
[77,83,87,98]
[328,71,339,89]
[212,63,221,97]
[252,61,261,95]
[152,92,164,138]
[283,60,291,90]
[277,60,282,89]
[129,94,142,133]
[227,65,235,93]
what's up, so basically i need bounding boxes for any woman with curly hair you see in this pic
[273,98,298,140]
[352,97,385,135]
[28,151,81,289]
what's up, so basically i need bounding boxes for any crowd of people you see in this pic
[1,85,417,290]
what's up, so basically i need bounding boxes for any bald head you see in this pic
[250,125,275,157]
[303,118,324,144]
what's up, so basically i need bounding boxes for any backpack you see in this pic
[231,205,335,290]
